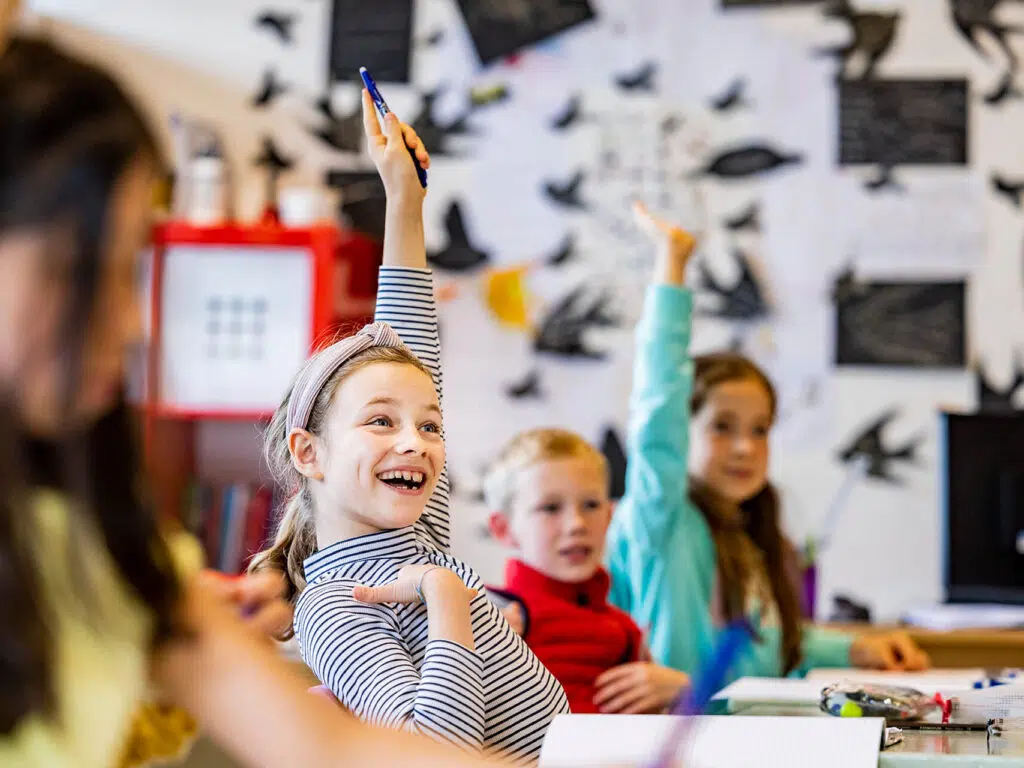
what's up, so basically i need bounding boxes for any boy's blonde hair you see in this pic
[483,428,609,514]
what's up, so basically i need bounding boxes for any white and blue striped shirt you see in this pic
[295,267,568,764]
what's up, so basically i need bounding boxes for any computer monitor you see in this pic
[941,411,1024,604]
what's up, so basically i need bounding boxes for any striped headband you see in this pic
[286,322,411,432]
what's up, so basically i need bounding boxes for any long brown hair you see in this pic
[689,352,803,674]
[0,37,180,733]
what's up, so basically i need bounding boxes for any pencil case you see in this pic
[820,682,944,723]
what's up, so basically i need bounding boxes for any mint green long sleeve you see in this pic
[606,284,853,682]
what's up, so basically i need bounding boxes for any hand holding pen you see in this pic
[360,67,429,194]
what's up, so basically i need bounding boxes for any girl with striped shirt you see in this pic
[250,90,568,764]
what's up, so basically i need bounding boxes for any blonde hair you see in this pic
[483,428,608,514]
[248,343,430,634]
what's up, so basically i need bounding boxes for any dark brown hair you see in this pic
[0,37,180,732]
[689,352,803,674]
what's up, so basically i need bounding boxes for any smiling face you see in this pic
[688,376,773,504]
[493,455,612,584]
[304,360,444,540]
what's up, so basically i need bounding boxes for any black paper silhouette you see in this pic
[600,426,628,500]
[615,62,657,92]
[694,144,803,179]
[697,251,770,321]
[544,170,587,209]
[820,0,900,80]
[325,170,387,239]
[838,408,922,483]
[546,235,576,266]
[455,0,596,66]
[427,201,489,272]
[984,71,1022,105]
[534,286,617,359]
[864,165,904,194]
[310,96,363,154]
[949,0,1021,75]
[252,68,289,108]
[551,94,584,130]
[254,136,294,210]
[256,11,296,44]
[724,203,761,232]
[710,78,749,111]
[976,357,1024,411]
[507,370,544,399]
[410,89,475,156]
[328,0,414,83]
[991,173,1024,208]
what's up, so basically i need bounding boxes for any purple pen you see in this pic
[359,66,428,188]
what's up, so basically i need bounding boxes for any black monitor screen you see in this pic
[942,411,1024,603]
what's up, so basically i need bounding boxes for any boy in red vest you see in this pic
[485,428,689,714]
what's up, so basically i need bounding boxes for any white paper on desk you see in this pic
[539,714,883,768]
[711,677,826,708]
[806,668,985,694]
[901,603,1024,631]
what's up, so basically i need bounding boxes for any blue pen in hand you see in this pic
[359,66,428,188]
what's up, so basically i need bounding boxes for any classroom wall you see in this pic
[26,0,1023,621]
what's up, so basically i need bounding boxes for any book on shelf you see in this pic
[182,481,277,574]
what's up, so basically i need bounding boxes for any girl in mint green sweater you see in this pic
[606,203,930,683]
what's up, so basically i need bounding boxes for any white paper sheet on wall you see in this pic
[834,172,985,277]
[539,714,883,768]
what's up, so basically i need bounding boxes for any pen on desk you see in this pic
[647,618,756,768]
[359,66,428,189]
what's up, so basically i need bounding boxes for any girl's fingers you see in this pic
[593,673,641,707]
[399,122,430,168]
[594,663,639,690]
[598,687,648,714]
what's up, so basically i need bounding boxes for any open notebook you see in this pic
[539,715,884,768]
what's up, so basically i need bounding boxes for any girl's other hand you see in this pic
[361,88,430,203]
[593,662,690,715]
[850,631,931,671]
[353,564,476,606]
[199,569,293,640]
[633,201,698,285]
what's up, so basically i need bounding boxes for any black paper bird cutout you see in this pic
[470,82,510,108]
[660,115,685,135]
[864,165,904,194]
[310,96,363,154]
[832,265,870,304]
[837,408,922,483]
[710,78,749,112]
[984,71,1022,105]
[693,144,802,180]
[251,68,288,108]
[253,136,294,210]
[615,62,657,92]
[255,11,296,44]
[410,89,474,156]
[821,0,900,80]
[546,235,576,266]
[724,203,761,232]
[600,426,628,500]
[427,201,489,272]
[551,94,584,130]
[544,170,587,209]
[976,357,1024,411]
[949,0,1022,75]
[991,173,1024,208]
[533,286,616,359]
[506,370,543,400]
[697,251,770,321]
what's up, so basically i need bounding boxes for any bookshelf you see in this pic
[141,220,381,572]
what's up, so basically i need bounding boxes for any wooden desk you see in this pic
[828,625,1024,669]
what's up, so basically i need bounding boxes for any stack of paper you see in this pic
[539,714,883,768]
[711,677,826,709]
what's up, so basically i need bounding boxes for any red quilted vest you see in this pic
[500,560,644,714]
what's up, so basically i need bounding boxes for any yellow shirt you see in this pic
[0,491,202,768]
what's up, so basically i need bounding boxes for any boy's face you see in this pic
[491,456,612,584]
